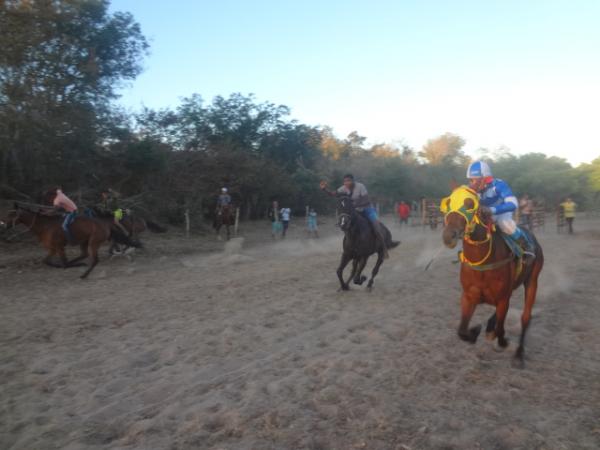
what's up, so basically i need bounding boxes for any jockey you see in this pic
[217,187,232,212]
[101,189,128,235]
[466,161,535,259]
[52,187,78,242]
[320,174,389,258]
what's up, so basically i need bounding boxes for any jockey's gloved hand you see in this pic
[479,206,493,221]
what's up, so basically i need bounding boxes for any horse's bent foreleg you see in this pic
[353,257,368,285]
[458,293,480,343]
[336,253,353,291]
[68,243,89,266]
[494,298,510,348]
[345,258,359,286]
[485,312,497,340]
[42,248,61,268]
[57,248,70,268]
[366,252,384,290]
[516,260,543,362]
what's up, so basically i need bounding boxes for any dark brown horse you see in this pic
[1,203,140,278]
[336,196,399,291]
[86,207,166,254]
[440,186,544,365]
[214,204,235,240]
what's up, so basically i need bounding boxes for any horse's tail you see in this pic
[145,219,167,233]
[110,226,143,248]
[388,240,401,249]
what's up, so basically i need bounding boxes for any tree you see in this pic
[0,0,148,191]
[419,132,469,166]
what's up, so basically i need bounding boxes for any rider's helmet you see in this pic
[221,187,228,193]
[466,161,493,192]
[466,161,492,179]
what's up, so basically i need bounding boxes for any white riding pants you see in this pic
[493,211,517,235]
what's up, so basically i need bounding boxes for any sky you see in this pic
[109,0,600,166]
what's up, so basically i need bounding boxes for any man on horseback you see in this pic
[217,187,232,212]
[466,161,536,261]
[320,174,389,258]
[51,187,78,242]
[100,189,129,236]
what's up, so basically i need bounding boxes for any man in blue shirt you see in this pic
[466,161,535,260]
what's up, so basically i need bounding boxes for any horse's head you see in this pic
[1,203,22,230]
[440,186,480,248]
[337,195,354,231]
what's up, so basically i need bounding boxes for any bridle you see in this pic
[337,197,354,230]
[441,188,495,267]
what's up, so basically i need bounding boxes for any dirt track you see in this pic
[1,216,599,450]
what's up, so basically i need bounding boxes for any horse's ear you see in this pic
[464,198,475,210]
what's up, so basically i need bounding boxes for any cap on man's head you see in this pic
[466,161,492,179]
[221,187,228,193]
[343,174,354,180]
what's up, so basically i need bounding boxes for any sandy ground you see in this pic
[1,215,599,450]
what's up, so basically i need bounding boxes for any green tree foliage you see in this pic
[0,0,148,190]
[491,153,587,205]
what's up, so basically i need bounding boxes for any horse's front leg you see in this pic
[345,258,359,286]
[336,253,353,291]
[352,257,368,285]
[366,252,384,290]
[458,293,481,343]
[67,243,89,267]
[43,248,61,268]
[495,298,510,349]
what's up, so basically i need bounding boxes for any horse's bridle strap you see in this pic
[460,253,514,271]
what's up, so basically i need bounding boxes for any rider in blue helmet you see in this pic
[466,161,535,260]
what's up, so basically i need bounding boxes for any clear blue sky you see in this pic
[110,0,600,165]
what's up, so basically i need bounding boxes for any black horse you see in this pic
[336,196,399,291]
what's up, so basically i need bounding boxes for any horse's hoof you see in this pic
[494,337,509,351]
[485,330,497,341]
[469,325,482,343]
[338,285,350,292]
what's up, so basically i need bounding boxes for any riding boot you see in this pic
[516,235,536,263]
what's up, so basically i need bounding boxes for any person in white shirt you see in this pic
[279,207,291,237]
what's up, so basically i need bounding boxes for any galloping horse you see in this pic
[214,204,235,240]
[87,207,166,254]
[336,196,399,291]
[440,186,544,365]
[1,203,141,278]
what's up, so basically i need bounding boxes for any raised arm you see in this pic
[320,181,338,197]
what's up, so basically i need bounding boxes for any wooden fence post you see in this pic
[184,209,190,238]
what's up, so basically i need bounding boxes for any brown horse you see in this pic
[440,186,544,365]
[214,204,235,240]
[1,203,141,278]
